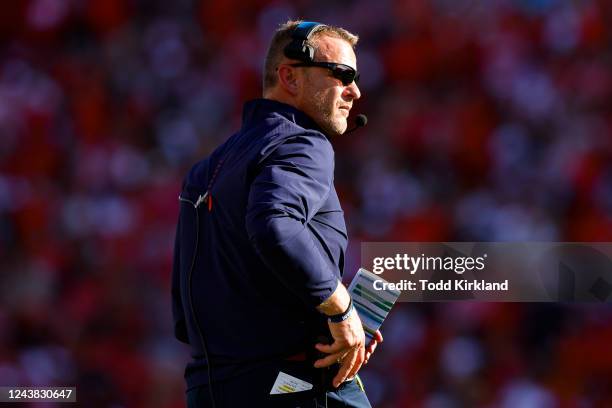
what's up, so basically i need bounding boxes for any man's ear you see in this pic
[277,65,300,96]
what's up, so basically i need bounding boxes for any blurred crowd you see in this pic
[1,0,612,406]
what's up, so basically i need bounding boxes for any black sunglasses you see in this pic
[289,62,360,86]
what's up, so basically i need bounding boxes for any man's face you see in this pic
[296,36,361,137]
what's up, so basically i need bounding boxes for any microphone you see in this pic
[345,114,368,134]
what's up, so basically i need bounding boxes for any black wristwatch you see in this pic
[327,298,354,323]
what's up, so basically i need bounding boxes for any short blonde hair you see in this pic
[262,20,359,91]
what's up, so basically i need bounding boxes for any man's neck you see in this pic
[262,91,300,112]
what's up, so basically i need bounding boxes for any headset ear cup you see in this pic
[303,44,315,61]
[284,43,315,62]
[283,21,324,62]
[283,43,301,61]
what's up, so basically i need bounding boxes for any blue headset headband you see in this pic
[283,21,327,63]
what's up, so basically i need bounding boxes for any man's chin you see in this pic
[329,124,347,137]
[317,117,347,137]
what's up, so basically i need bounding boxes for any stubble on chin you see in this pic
[310,92,346,137]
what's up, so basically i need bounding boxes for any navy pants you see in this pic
[185,360,371,408]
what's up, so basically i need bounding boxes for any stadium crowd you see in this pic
[1,0,612,406]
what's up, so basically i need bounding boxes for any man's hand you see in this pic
[364,330,383,364]
[313,310,366,388]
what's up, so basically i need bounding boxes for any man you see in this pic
[172,20,382,407]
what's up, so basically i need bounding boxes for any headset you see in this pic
[283,21,327,62]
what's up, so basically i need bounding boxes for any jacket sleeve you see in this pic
[245,133,339,308]
[171,213,189,344]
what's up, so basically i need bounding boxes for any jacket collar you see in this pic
[241,98,323,133]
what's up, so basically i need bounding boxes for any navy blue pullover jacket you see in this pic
[172,99,348,390]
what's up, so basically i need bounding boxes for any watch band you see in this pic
[327,298,354,323]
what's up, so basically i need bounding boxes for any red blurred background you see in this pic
[1,0,612,406]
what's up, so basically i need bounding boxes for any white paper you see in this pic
[269,371,313,394]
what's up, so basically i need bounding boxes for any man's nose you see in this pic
[345,81,361,100]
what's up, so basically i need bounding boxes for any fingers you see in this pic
[315,342,345,354]
[364,331,383,365]
[365,340,378,355]
[346,348,364,381]
[365,330,383,348]
[314,351,343,368]
[332,349,358,388]
[363,344,376,364]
